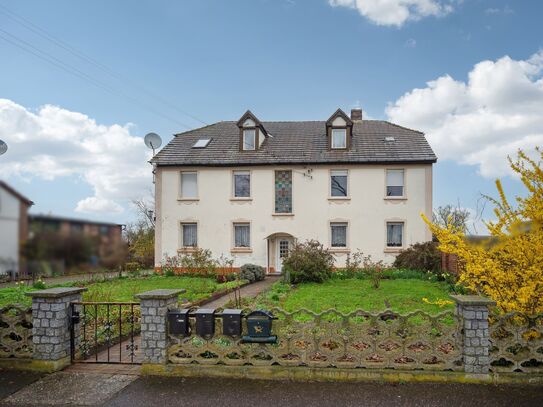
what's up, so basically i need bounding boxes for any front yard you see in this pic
[241,277,455,315]
[0,274,243,307]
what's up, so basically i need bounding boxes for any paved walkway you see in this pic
[201,275,280,308]
[65,276,280,375]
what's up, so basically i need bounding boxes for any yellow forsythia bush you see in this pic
[423,148,543,315]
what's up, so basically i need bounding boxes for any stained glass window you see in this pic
[275,170,292,213]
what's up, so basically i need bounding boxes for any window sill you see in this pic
[329,248,350,254]
[272,213,294,217]
[384,196,407,201]
[384,247,403,253]
[328,197,351,201]
[230,197,252,202]
[230,248,252,254]
[178,247,199,253]
[178,198,199,202]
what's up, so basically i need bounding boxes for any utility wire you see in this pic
[0,28,193,129]
[0,4,207,127]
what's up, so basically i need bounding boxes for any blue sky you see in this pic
[0,0,541,232]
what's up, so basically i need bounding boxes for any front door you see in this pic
[276,239,291,273]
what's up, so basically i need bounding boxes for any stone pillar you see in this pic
[451,295,496,374]
[27,287,87,371]
[135,289,184,365]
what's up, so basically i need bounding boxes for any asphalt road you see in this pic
[104,376,543,407]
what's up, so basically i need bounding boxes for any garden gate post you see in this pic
[26,287,87,372]
[451,295,496,374]
[135,289,185,365]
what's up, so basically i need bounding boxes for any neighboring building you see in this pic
[0,181,33,277]
[151,109,436,273]
[28,214,123,260]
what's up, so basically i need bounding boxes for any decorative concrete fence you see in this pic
[0,304,33,359]
[169,308,463,370]
[1,288,543,383]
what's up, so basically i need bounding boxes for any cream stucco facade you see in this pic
[154,163,433,271]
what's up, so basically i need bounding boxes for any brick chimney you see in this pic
[351,108,363,121]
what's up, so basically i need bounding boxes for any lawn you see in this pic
[248,278,455,315]
[0,275,243,308]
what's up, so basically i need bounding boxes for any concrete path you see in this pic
[202,275,280,308]
[1,372,136,406]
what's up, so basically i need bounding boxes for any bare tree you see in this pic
[433,204,471,234]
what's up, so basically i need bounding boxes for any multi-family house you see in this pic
[151,108,436,274]
[0,181,33,277]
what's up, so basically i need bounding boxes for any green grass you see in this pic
[0,275,244,308]
[246,279,454,315]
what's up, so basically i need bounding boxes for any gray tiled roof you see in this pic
[152,120,437,166]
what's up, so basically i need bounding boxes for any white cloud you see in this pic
[328,0,454,27]
[485,6,513,15]
[0,99,153,214]
[405,38,417,48]
[386,51,543,178]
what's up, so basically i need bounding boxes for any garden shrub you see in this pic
[125,262,141,272]
[283,240,334,284]
[240,264,265,283]
[179,249,217,275]
[393,241,441,273]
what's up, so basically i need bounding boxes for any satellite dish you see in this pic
[144,132,162,155]
[0,139,7,156]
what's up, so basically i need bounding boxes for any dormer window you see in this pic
[242,129,256,150]
[331,128,347,149]
[237,110,268,152]
[326,109,353,151]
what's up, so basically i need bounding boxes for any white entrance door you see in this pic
[276,239,291,273]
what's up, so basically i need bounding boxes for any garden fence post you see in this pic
[135,289,185,365]
[451,295,496,374]
[26,287,87,372]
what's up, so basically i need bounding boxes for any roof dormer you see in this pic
[326,109,353,150]
[237,110,268,151]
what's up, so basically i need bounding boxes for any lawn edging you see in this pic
[140,363,543,386]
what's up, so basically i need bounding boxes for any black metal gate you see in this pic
[70,302,141,364]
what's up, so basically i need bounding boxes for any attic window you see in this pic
[242,129,256,150]
[331,128,347,149]
[192,139,211,148]
[385,136,395,142]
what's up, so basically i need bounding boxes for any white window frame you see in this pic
[232,170,251,199]
[181,222,198,248]
[330,169,349,198]
[331,128,347,149]
[386,169,405,198]
[180,171,198,200]
[243,129,256,151]
[386,221,404,249]
[232,222,251,250]
[330,221,348,249]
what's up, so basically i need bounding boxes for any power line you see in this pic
[0,4,207,126]
[0,4,208,127]
[0,28,194,129]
